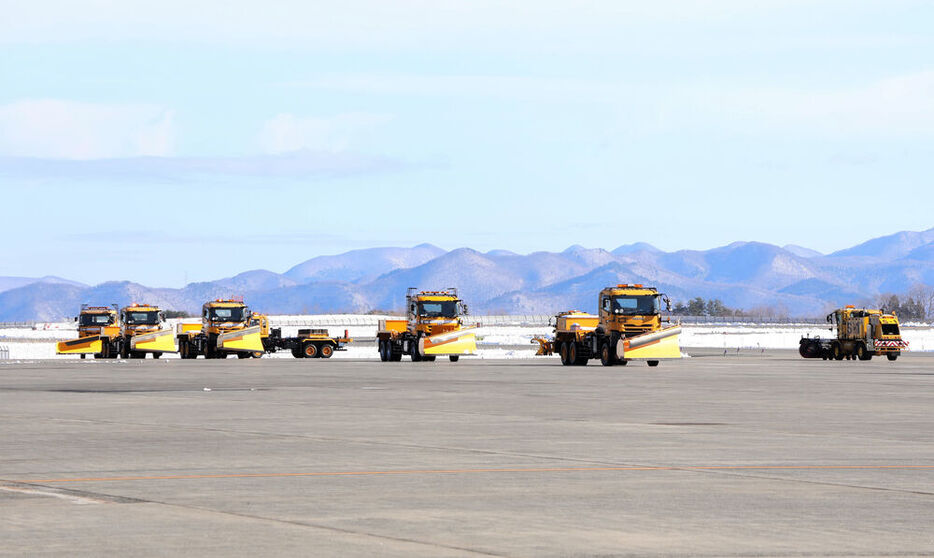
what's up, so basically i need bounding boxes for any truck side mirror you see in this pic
[73,316,78,322]
[462,303,469,315]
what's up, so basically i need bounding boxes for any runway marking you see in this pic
[18,464,934,484]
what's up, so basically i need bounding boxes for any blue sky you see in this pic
[1,1,933,286]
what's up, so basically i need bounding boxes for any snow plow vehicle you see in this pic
[177,298,264,359]
[377,288,476,362]
[799,305,907,361]
[57,304,121,358]
[57,303,176,359]
[251,313,352,358]
[540,284,682,366]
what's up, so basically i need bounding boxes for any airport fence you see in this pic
[0,345,9,360]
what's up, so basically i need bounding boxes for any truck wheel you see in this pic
[887,353,898,361]
[303,343,318,358]
[131,351,145,359]
[80,354,86,359]
[647,360,660,367]
[449,355,459,362]
[252,351,263,358]
[619,360,628,366]
[569,343,587,366]
[559,342,571,366]
[101,342,111,359]
[855,343,870,361]
[152,352,162,359]
[320,344,334,358]
[422,355,436,362]
[390,350,402,362]
[379,341,389,361]
[237,352,251,359]
[832,343,844,360]
[600,342,615,366]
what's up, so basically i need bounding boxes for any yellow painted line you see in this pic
[18,464,934,484]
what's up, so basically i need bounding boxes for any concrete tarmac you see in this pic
[1,351,933,556]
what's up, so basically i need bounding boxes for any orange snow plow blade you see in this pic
[56,336,103,355]
[419,328,477,356]
[616,325,682,360]
[130,329,177,353]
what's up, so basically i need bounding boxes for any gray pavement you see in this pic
[1,351,933,556]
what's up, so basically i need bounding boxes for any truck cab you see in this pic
[598,284,668,338]
[202,299,252,335]
[407,287,468,337]
[76,305,119,338]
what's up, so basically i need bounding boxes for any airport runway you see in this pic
[2,351,933,556]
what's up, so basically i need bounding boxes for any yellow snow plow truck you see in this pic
[177,298,264,359]
[377,288,477,362]
[542,284,682,367]
[57,303,176,359]
[57,304,121,358]
[799,305,907,361]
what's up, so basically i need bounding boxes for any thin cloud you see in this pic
[0,99,175,159]
[0,150,407,182]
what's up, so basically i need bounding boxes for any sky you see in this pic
[1,0,933,287]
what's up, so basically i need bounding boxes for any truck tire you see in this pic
[856,343,871,361]
[303,343,318,358]
[390,350,402,362]
[379,341,389,362]
[101,341,111,359]
[449,355,459,362]
[832,342,844,360]
[569,342,587,366]
[152,352,162,359]
[887,353,898,361]
[320,344,334,358]
[647,360,659,367]
[291,347,303,358]
[600,342,615,366]
[252,351,263,358]
[237,352,251,359]
[559,342,571,366]
[423,355,436,362]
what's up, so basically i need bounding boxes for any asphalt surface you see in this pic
[2,351,933,557]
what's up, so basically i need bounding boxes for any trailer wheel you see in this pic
[887,353,898,361]
[832,343,844,360]
[320,344,334,359]
[303,343,318,358]
[600,342,615,366]
[647,360,660,367]
[559,342,571,366]
[449,355,459,362]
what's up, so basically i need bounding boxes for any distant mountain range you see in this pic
[2,229,934,321]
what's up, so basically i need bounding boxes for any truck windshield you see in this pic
[612,296,659,315]
[209,307,246,322]
[881,323,900,336]
[418,301,458,318]
[79,314,114,326]
[125,311,159,325]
